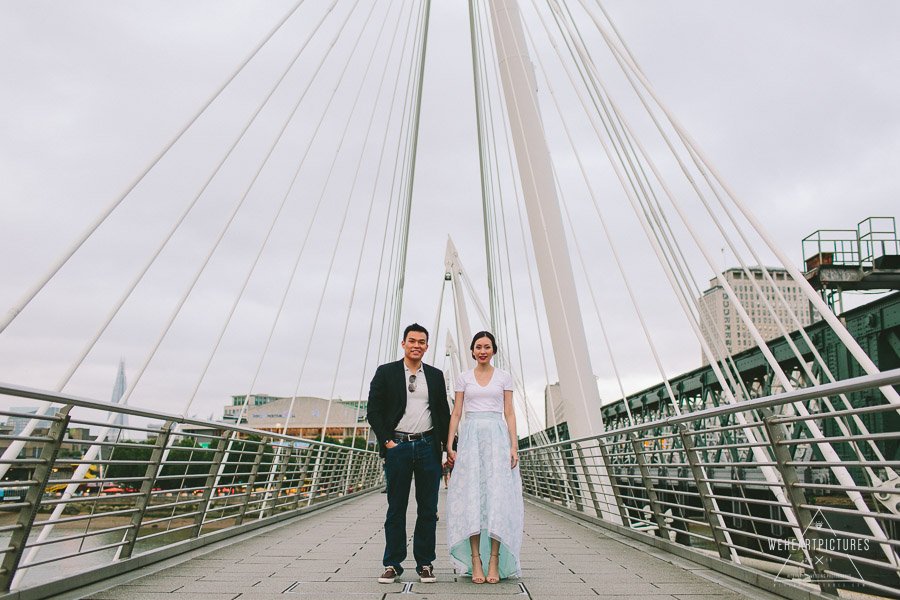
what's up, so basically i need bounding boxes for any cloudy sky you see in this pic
[1,0,898,435]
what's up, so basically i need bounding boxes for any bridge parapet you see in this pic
[520,369,900,599]
[0,384,382,598]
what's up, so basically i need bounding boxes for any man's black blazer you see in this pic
[367,359,450,457]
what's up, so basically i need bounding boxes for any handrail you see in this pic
[0,382,359,451]
[0,386,382,596]
[518,370,900,597]
[526,368,900,451]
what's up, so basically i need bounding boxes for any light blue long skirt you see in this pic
[446,411,523,579]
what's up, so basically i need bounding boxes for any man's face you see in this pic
[401,331,428,362]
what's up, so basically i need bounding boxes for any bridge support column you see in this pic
[487,0,601,438]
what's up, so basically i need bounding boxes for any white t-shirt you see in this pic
[454,368,514,413]
[396,363,432,434]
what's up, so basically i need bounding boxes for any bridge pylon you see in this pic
[487,0,600,438]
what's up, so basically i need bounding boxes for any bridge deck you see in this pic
[76,490,785,600]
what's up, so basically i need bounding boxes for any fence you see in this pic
[0,383,383,597]
[519,369,900,598]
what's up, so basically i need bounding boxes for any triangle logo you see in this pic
[773,507,866,586]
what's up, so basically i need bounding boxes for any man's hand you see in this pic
[385,440,398,449]
[446,448,456,467]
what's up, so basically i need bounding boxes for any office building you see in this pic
[698,267,815,364]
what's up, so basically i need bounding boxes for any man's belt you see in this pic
[393,429,434,443]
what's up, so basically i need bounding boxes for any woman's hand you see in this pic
[446,448,457,467]
[510,449,518,469]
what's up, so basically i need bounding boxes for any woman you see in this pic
[445,331,523,583]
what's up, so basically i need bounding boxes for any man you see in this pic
[367,323,450,584]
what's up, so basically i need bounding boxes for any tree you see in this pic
[340,436,368,450]
[106,440,155,487]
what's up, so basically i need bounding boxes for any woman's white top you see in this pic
[454,368,514,413]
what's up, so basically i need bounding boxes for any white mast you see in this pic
[487,0,600,437]
[445,237,476,372]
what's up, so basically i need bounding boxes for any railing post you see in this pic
[628,433,670,538]
[533,448,552,500]
[545,447,564,502]
[117,421,174,560]
[677,425,731,560]
[519,451,537,497]
[327,447,349,498]
[372,453,383,488]
[556,447,575,505]
[362,452,378,490]
[575,444,607,518]
[234,438,267,526]
[762,411,837,595]
[191,432,231,537]
[291,446,316,511]
[597,439,630,525]
[263,444,292,518]
[525,453,539,497]
[527,449,548,499]
[306,444,328,506]
[559,444,584,512]
[342,451,356,496]
[358,451,370,492]
[0,406,71,591]
[329,447,347,498]
[319,446,337,499]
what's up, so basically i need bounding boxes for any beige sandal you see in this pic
[487,552,500,584]
[471,552,485,584]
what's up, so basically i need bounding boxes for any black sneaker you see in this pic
[417,564,436,583]
[378,565,400,583]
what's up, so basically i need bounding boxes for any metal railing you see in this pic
[802,217,899,271]
[858,216,899,265]
[0,383,383,595]
[519,369,900,598]
[801,229,860,270]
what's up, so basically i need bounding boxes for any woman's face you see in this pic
[472,336,495,365]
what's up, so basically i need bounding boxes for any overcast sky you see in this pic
[1,0,898,435]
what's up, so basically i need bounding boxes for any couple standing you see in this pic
[367,323,523,584]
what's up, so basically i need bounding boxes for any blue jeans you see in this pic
[383,435,441,572]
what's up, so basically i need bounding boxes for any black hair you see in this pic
[470,330,497,359]
[403,323,429,342]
